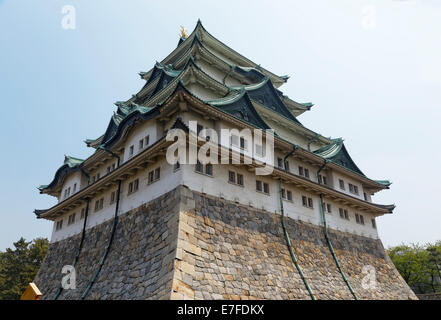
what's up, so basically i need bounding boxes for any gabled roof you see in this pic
[230,77,302,125]
[206,89,271,130]
[38,155,84,193]
[139,20,288,88]
[313,139,391,188]
[313,138,365,176]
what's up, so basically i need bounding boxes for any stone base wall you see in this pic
[34,188,181,300]
[34,185,416,300]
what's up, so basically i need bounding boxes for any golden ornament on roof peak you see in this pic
[180,26,188,38]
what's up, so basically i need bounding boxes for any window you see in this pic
[282,189,293,202]
[277,158,283,169]
[355,213,365,225]
[326,203,331,213]
[230,135,239,146]
[371,219,376,229]
[148,168,161,184]
[354,185,359,195]
[237,174,244,186]
[349,183,359,195]
[68,213,76,226]
[302,196,308,207]
[256,180,269,195]
[195,161,203,173]
[339,208,349,220]
[195,162,212,176]
[145,135,150,146]
[318,174,327,185]
[107,166,111,174]
[205,164,213,176]
[139,139,144,150]
[110,191,116,204]
[364,192,368,201]
[95,198,104,212]
[284,161,290,172]
[197,124,203,135]
[129,145,134,157]
[299,166,309,179]
[339,179,345,190]
[302,196,313,208]
[112,163,116,171]
[263,182,269,194]
[80,208,85,219]
[228,171,236,183]
[56,220,63,231]
[304,169,310,179]
[128,179,139,195]
[240,137,247,150]
[256,180,262,192]
[73,183,77,193]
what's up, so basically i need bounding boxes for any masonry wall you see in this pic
[34,186,416,300]
[34,189,181,300]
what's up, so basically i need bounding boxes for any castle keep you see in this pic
[33,21,416,300]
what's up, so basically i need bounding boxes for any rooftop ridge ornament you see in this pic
[180,25,188,39]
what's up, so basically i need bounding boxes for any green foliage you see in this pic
[388,241,441,294]
[0,237,48,300]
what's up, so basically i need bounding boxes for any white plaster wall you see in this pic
[51,112,379,242]
[121,119,158,164]
[332,171,366,201]
[59,171,82,203]
[51,157,182,243]
[181,163,379,239]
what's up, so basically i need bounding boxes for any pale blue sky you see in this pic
[1,0,440,250]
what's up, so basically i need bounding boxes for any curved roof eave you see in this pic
[38,156,84,194]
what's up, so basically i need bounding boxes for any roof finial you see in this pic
[180,25,188,39]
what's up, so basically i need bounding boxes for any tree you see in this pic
[388,241,441,294]
[0,237,48,300]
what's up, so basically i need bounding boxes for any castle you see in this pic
[33,21,416,300]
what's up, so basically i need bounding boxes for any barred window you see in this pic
[228,171,236,183]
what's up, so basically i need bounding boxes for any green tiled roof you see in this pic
[314,139,365,176]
